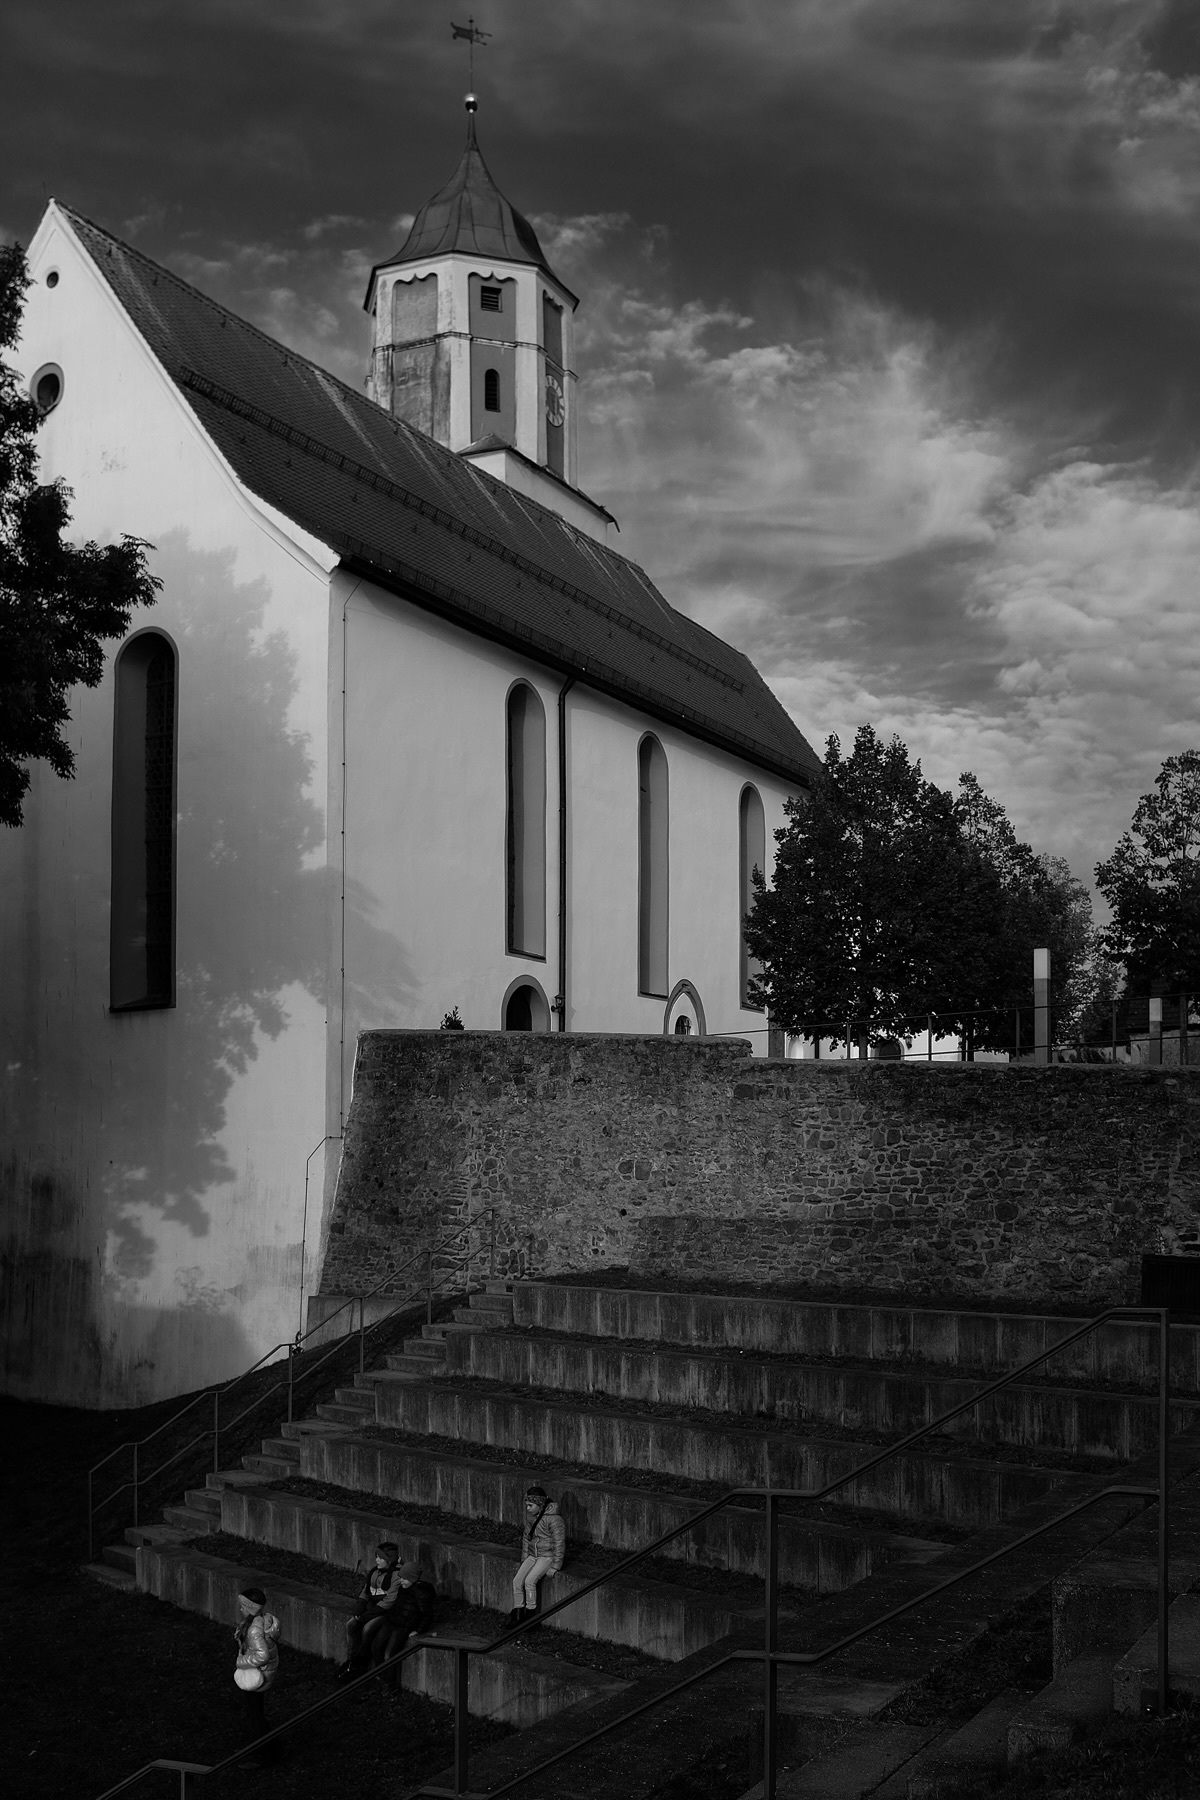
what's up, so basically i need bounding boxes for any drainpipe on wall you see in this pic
[554,676,577,1031]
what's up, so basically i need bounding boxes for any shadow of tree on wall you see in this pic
[4,532,418,1402]
[103,533,419,1266]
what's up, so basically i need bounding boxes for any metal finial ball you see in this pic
[464,92,478,112]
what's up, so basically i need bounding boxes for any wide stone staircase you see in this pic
[90,1278,1200,1797]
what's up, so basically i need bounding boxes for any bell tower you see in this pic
[364,98,614,543]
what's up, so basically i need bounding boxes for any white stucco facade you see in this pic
[0,201,812,1408]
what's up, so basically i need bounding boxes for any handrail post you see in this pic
[87,1468,94,1562]
[359,1295,366,1375]
[453,1644,471,1794]
[1158,1305,1170,1715]
[427,1248,434,1327]
[213,1386,220,1475]
[288,1340,294,1425]
[763,1482,779,1800]
[132,1441,139,1529]
[490,1208,496,1282]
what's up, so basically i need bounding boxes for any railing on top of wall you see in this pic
[85,1210,496,1561]
[93,1303,1171,1800]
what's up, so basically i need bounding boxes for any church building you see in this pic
[0,107,819,1406]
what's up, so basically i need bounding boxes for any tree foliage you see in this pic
[0,240,160,827]
[1095,750,1200,995]
[745,727,1094,1048]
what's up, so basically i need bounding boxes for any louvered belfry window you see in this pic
[111,632,176,1009]
[480,285,502,313]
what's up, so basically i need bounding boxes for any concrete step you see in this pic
[1007,1651,1115,1761]
[277,1418,356,1443]
[161,1503,219,1534]
[883,1688,1023,1797]
[134,1540,629,1729]
[332,1385,376,1407]
[183,1488,222,1516]
[206,1468,272,1489]
[742,1723,935,1798]
[1051,1470,1200,1670]
[218,1483,768,1660]
[1113,1590,1200,1713]
[467,1291,515,1318]
[242,1452,302,1477]
[442,1329,1199,1461]
[102,1542,138,1575]
[378,1353,441,1377]
[401,1336,447,1359]
[512,1281,1200,1393]
[83,1559,137,1592]
[368,1376,1065,1532]
[260,1436,301,1460]
[299,1430,943,1592]
[125,1522,193,1548]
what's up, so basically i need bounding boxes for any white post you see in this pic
[1034,947,1050,1066]
[1149,996,1163,1067]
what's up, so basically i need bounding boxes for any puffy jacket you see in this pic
[521,1500,566,1573]
[235,1611,281,1690]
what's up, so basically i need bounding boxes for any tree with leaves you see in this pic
[745,730,1095,1052]
[1095,750,1200,996]
[745,726,977,1047]
[953,774,1096,1048]
[0,240,159,828]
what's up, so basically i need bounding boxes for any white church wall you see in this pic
[328,568,795,1176]
[564,686,792,1045]
[0,207,335,1405]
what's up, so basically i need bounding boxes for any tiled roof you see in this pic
[371,116,569,296]
[64,205,818,785]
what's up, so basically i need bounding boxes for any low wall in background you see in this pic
[318,1033,1200,1307]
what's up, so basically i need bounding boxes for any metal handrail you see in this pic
[91,1303,1171,1800]
[86,1210,496,1557]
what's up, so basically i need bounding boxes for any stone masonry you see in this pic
[318,1033,1200,1307]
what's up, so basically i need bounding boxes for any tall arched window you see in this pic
[484,368,500,412]
[506,683,546,957]
[740,784,766,1008]
[111,631,177,1010]
[638,735,669,996]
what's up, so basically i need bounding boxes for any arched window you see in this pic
[740,785,766,1008]
[506,683,546,958]
[111,632,176,1010]
[638,735,669,997]
[484,368,500,412]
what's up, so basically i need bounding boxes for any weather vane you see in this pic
[451,16,491,95]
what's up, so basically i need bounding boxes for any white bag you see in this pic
[234,1666,264,1691]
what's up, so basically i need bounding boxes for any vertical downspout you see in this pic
[555,676,577,1031]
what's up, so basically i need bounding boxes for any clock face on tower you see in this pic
[545,372,565,429]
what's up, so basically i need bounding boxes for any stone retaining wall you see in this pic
[319,1033,1200,1307]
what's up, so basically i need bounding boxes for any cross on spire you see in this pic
[451,16,491,94]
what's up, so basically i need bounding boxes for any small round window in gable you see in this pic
[32,363,63,414]
[45,270,60,288]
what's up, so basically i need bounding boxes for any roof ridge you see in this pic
[179,370,745,693]
[60,202,403,428]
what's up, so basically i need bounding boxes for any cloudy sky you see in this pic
[5,0,1200,895]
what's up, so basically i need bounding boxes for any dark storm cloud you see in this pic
[4,1,1200,884]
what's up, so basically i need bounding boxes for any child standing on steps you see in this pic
[508,1485,566,1625]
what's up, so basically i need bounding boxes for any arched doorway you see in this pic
[663,978,706,1038]
[501,977,551,1032]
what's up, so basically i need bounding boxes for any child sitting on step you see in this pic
[339,1540,403,1679]
[508,1485,566,1625]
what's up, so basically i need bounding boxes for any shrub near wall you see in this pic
[319,1033,1200,1308]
